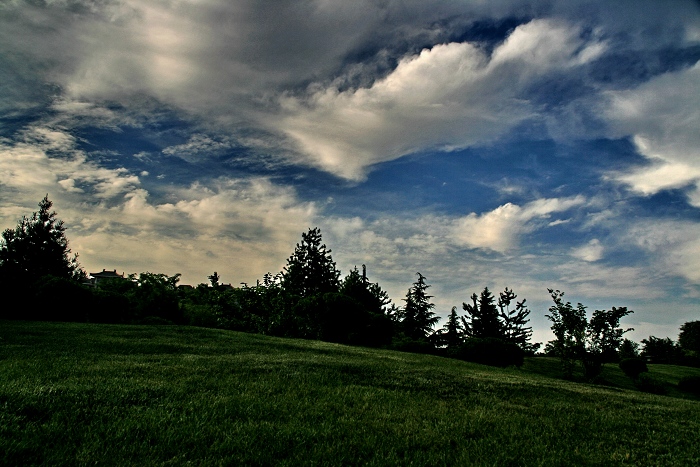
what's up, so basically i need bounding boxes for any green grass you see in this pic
[1,321,699,466]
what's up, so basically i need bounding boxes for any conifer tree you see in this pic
[498,287,535,351]
[437,306,465,349]
[462,287,501,339]
[0,195,83,283]
[281,228,340,298]
[400,272,439,341]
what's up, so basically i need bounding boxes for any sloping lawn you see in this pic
[1,321,699,465]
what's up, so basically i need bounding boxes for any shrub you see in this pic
[450,338,525,368]
[619,358,648,379]
[634,373,667,395]
[390,336,437,355]
[677,376,700,395]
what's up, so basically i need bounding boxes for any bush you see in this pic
[390,336,437,355]
[450,338,525,368]
[619,358,648,379]
[634,373,667,395]
[677,375,700,395]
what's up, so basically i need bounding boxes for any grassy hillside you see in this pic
[1,321,699,466]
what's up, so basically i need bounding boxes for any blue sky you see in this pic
[1,1,699,344]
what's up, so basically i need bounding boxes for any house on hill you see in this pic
[88,269,126,287]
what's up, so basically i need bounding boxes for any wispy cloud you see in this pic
[605,63,700,206]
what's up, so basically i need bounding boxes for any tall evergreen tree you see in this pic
[462,287,501,339]
[0,195,83,283]
[436,306,465,349]
[340,265,390,316]
[498,287,535,351]
[400,272,439,341]
[281,228,340,298]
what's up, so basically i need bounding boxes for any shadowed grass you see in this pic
[1,321,699,465]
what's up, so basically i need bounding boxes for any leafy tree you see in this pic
[462,287,502,339]
[281,228,340,298]
[0,195,84,284]
[618,338,640,360]
[641,336,679,364]
[545,289,633,380]
[400,272,439,341]
[545,289,588,378]
[679,321,700,356]
[127,272,183,324]
[587,307,633,362]
[208,271,221,289]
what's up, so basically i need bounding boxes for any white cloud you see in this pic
[451,196,586,252]
[571,239,603,262]
[162,134,234,162]
[605,62,700,206]
[274,19,606,180]
[0,125,317,286]
[623,221,700,285]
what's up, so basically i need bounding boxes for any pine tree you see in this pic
[0,195,83,283]
[400,272,439,341]
[498,287,535,351]
[437,306,465,349]
[281,228,340,298]
[462,287,501,339]
[340,265,390,316]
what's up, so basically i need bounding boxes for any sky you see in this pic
[1,0,699,345]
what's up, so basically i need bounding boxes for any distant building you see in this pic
[89,269,125,287]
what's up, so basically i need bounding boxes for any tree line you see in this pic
[2,196,698,374]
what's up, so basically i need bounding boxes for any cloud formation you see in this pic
[606,63,700,206]
[0,125,316,285]
[451,196,586,252]
[275,19,606,179]
[1,0,699,342]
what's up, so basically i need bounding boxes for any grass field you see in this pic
[1,321,699,466]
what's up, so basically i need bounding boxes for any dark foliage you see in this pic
[546,289,633,380]
[619,358,648,380]
[634,373,667,395]
[399,273,439,341]
[0,195,84,284]
[450,338,525,368]
[433,306,464,350]
[678,321,700,356]
[282,228,340,299]
[462,287,501,339]
[641,336,680,364]
[677,375,700,395]
[618,338,640,360]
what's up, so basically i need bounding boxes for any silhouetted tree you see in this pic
[546,289,633,380]
[400,272,439,341]
[339,265,393,346]
[0,195,84,285]
[641,336,679,364]
[679,321,700,357]
[498,287,536,352]
[435,306,465,350]
[587,307,634,362]
[127,272,183,324]
[545,289,588,378]
[0,195,85,319]
[462,287,501,339]
[281,228,340,298]
[618,338,640,359]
